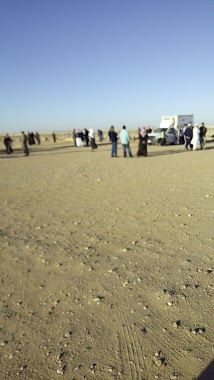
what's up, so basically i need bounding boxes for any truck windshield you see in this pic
[154,128,165,133]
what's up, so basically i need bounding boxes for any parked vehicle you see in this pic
[148,114,194,145]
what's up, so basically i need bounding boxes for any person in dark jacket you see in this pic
[97,129,103,142]
[4,134,13,154]
[83,128,89,146]
[35,132,41,145]
[184,124,193,150]
[137,128,148,157]
[199,122,207,150]
[109,126,118,157]
[21,131,29,156]
[52,132,56,142]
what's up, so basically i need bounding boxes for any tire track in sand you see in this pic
[79,246,149,380]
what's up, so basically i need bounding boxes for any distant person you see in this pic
[108,127,112,142]
[21,131,29,156]
[89,129,97,150]
[179,128,185,144]
[192,124,200,151]
[199,122,207,150]
[4,134,13,154]
[183,124,187,147]
[184,124,193,150]
[109,126,118,157]
[176,127,180,144]
[30,132,36,145]
[160,130,166,146]
[189,125,194,150]
[35,132,41,145]
[75,129,84,147]
[137,128,148,157]
[52,132,56,142]
[72,129,76,146]
[84,128,89,146]
[97,129,103,142]
[28,132,35,145]
[119,126,133,157]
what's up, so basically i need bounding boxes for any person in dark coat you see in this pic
[30,132,35,145]
[199,122,207,150]
[35,132,41,145]
[137,128,148,157]
[21,131,29,156]
[4,134,13,154]
[97,129,103,142]
[109,126,118,157]
[184,124,193,150]
[84,129,89,146]
[52,132,56,142]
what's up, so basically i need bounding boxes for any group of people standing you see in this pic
[28,132,41,145]
[184,123,207,151]
[2,123,208,158]
[3,131,32,156]
[108,125,148,158]
[72,128,98,150]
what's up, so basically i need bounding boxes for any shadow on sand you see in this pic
[0,147,186,159]
[0,140,214,159]
[196,359,214,380]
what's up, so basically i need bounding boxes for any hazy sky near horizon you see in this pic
[1,0,214,133]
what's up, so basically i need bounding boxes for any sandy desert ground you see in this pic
[0,137,214,380]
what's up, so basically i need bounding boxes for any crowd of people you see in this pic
[108,125,148,158]
[72,128,98,150]
[1,123,208,158]
[183,123,207,151]
[3,131,41,156]
[71,125,149,158]
[107,123,207,158]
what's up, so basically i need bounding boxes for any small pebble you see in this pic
[173,320,181,328]
[199,328,205,334]
[57,367,64,375]
[154,358,162,367]
[0,341,8,346]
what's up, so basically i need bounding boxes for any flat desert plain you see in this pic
[0,139,214,380]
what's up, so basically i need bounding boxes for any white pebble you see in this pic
[57,367,64,375]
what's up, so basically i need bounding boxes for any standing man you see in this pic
[21,131,29,156]
[83,128,89,146]
[4,134,13,154]
[199,122,207,150]
[119,126,133,158]
[52,132,56,142]
[184,123,193,150]
[109,126,118,157]
[160,129,166,146]
[183,124,187,147]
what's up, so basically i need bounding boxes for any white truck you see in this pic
[148,114,194,145]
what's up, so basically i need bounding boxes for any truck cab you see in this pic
[147,114,194,145]
[148,121,178,145]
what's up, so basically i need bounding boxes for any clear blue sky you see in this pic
[1,0,214,133]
